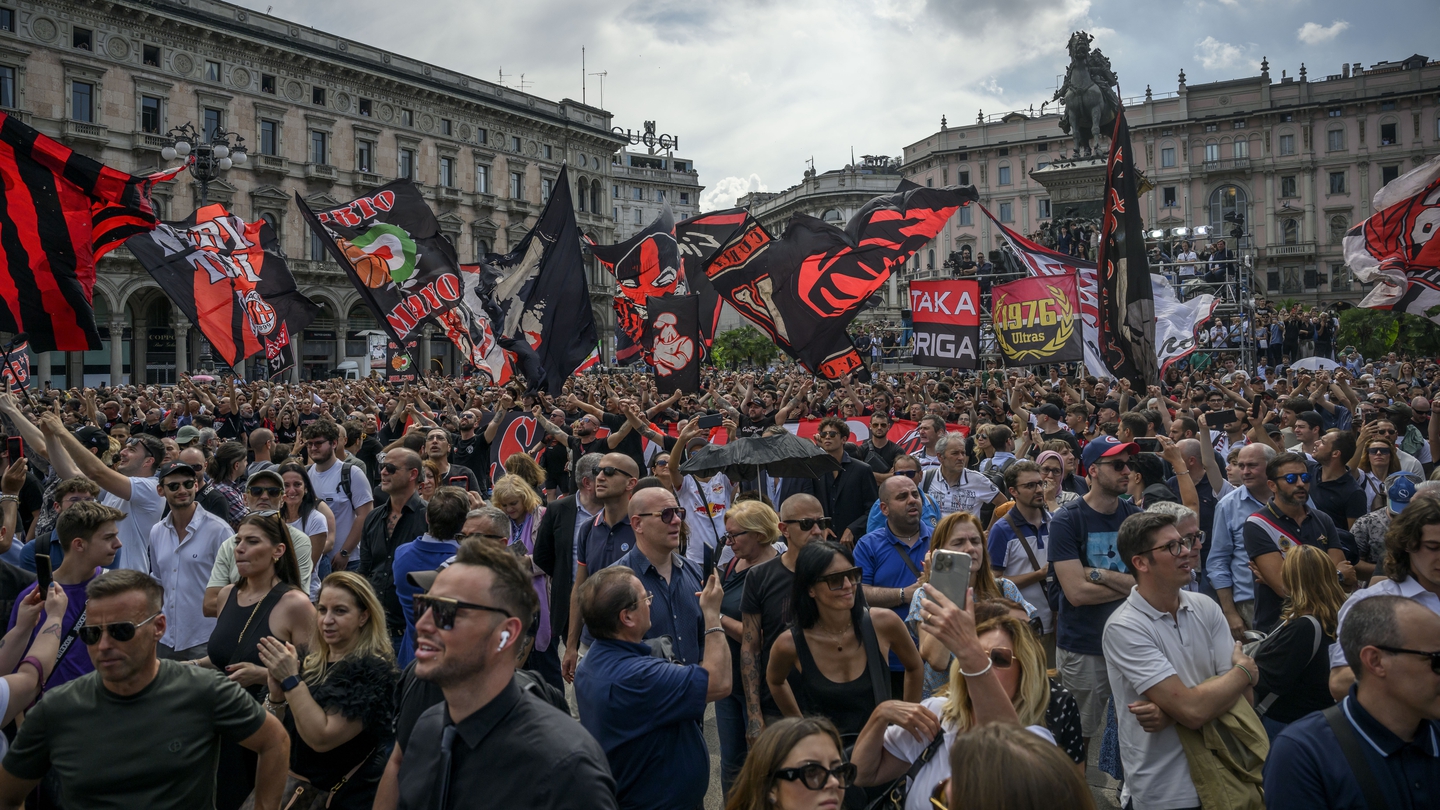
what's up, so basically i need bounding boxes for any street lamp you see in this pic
[160,122,248,209]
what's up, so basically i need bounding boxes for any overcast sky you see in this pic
[256,0,1435,211]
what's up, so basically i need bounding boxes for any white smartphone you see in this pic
[928,550,973,606]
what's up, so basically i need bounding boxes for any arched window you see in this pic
[1204,141,1220,163]
[822,209,842,223]
[1282,219,1299,245]
[1208,185,1247,234]
[1329,215,1349,244]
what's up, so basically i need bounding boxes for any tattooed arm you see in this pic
[741,612,766,745]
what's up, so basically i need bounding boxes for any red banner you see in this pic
[990,274,1084,366]
[909,280,981,369]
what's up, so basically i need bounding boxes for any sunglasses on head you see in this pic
[79,613,160,645]
[596,466,633,479]
[786,517,832,532]
[635,507,686,523]
[772,762,857,791]
[818,567,862,591]
[1275,472,1312,485]
[1375,645,1440,675]
[413,594,511,631]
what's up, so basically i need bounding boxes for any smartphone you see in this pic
[35,554,51,593]
[1134,437,1161,452]
[448,475,470,491]
[1204,411,1232,429]
[5,436,21,459]
[928,550,972,606]
[696,413,724,430]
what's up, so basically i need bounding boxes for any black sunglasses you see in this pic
[1274,472,1312,485]
[413,594,512,631]
[818,567,862,591]
[894,469,919,479]
[1095,460,1130,472]
[248,485,282,498]
[773,763,857,791]
[635,507,686,523]
[1375,645,1440,674]
[163,480,197,492]
[79,613,161,645]
[596,466,633,479]
[785,517,832,532]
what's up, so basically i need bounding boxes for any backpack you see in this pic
[979,456,1016,495]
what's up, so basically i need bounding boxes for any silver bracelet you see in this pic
[704,626,725,637]
[0,494,17,504]
[959,659,993,679]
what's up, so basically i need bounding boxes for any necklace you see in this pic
[812,623,852,652]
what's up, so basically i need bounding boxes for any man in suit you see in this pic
[533,452,604,649]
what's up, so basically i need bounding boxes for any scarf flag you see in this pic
[1344,154,1440,321]
[589,206,681,364]
[647,294,703,394]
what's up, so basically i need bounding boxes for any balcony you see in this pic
[1201,157,1251,175]
[506,198,532,216]
[353,171,385,189]
[304,163,337,182]
[0,108,31,126]
[472,192,497,210]
[62,120,109,146]
[1262,241,1318,258]
[436,186,462,203]
[132,132,172,153]
[252,154,289,176]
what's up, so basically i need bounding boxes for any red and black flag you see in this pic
[676,209,749,343]
[589,206,680,364]
[1095,108,1159,387]
[0,111,183,352]
[125,203,319,376]
[647,294,703,394]
[1344,154,1440,321]
[700,185,977,378]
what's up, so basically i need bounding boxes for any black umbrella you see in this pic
[679,432,841,481]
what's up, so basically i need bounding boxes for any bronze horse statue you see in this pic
[1054,32,1120,158]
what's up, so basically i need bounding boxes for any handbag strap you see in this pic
[890,539,922,580]
[1323,702,1389,810]
[1005,510,1044,574]
[48,605,86,687]
[857,609,891,706]
[1255,615,1324,716]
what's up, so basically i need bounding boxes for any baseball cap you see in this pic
[247,468,284,488]
[1388,473,1419,515]
[1263,422,1283,437]
[1034,403,1064,421]
[1081,434,1140,470]
[155,461,197,480]
[1386,402,1415,422]
[74,426,110,456]
[407,555,457,592]
[176,425,201,445]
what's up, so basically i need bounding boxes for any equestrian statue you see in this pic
[1053,31,1121,158]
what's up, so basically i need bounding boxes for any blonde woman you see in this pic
[491,475,557,687]
[1252,544,1347,740]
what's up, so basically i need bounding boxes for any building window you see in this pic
[203,107,222,140]
[356,140,372,172]
[926,178,934,187]
[1328,107,1342,117]
[613,206,618,221]
[510,172,523,199]
[679,192,690,205]
[1233,139,1249,159]
[260,212,279,240]
[1278,134,1295,155]
[359,98,371,117]
[542,178,552,203]
[1208,185,1246,233]
[476,165,489,193]
[310,228,327,261]
[0,67,14,110]
[959,206,973,226]
[1161,147,1176,168]
[1204,123,1218,133]
[261,74,276,94]
[1038,199,1051,218]
[1232,119,1246,129]
[957,170,970,186]
[71,82,94,123]
[206,61,221,82]
[822,209,842,223]
[632,187,643,201]
[657,189,666,202]
[998,202,1014,222]
[1382,165,1400,186]
[1282,219,1299,245]
[1279,113,1293,122]
[400,109,413,127]
[927,249,935,269]
[507,136,520,152]
[476,128,487,145]
[998,165,1011,185]
[1327,129,1344,151]
[140,95,162,133]
[634,209,643,225]
[311,86,325,106]
[309,131,327,165]
[1329,171,1346,194]
[399,148,415,180]
[72,27,92,50]
[1380,122,1398,146]
[1204,143,1220,163]
[1280,175,1297,197]
[441,118,452,136]
[544,144,553,160]
[1162,186,1177,207]
[257,120,277,156]
[439,157,454,187]
[142,44,159,67]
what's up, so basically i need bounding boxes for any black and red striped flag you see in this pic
[1095,108,1159,388]
[0,111,182,352]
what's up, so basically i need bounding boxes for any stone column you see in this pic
[175,321,189,377]
[36,352,50,389]
[291,331,304,383]
[109,318,124,385]
[335,315,348,368]
[419,325,433,372]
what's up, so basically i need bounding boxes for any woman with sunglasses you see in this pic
[863,455,941,535]
[256,572,398,809]
[491,475,559,687]
[716,500,784,797]
[767,541,923,745]
[1353,428,1398,511]
[195,511,316,810]
[1251,544,1346,741]
[723,716,853,810]
[277,461,333,598]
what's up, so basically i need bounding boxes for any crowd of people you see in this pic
[0,350,1436,810]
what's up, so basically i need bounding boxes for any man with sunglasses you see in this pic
[148,462,231,662]
[360,448,429,645]
[1104,509,1262,810]
[1269,594,1440,810]
[38,412,164,573]
[1243,452,1350,635]
[563,453,640,683]
[855,475,933,697]
[304,421,372,572]
[202,470,313,618]
[608,487,708,666]
[0,569,292,810]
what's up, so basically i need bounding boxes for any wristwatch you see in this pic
[1088,568,1103,583]
[281,674,301,693]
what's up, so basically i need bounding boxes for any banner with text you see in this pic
[385,338,418,384]
[990,274,1084,366]
[908,279,981,369]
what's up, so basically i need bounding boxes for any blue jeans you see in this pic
[714,692,748,797]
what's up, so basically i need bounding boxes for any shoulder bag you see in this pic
[1005,510,1058,615]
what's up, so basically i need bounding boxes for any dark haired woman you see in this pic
[209,440,250,528]
[724,716,854,810]
[277,461,333,597]
[766,542,922,742]
[195,511,316,809]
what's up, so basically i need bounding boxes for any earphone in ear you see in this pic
[498,630,512,651]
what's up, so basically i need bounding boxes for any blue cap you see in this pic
[1081,434,1141,471]
[1388,475,1417,514]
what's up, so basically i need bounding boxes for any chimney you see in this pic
[1353,62,1362,75]
[1342,63,1350,78]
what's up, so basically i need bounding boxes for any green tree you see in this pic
[1337,307,1440,359]
[710,325,781,369]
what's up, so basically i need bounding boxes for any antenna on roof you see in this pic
[518,73,532,94]
[498,68,508,88]
[588,71,608,110]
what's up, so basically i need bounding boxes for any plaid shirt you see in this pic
[210,479,247,529]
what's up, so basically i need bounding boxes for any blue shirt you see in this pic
[1206,485,1269,604]
[1317,403,1354,432]
[17,530,65,573]
[1264,690,1440,810]
[1048,497,1141,656]
[865,493,941,536]
[391,535,460,667]
[611,547,706,666]
[574,638,710,810]
[578,513,637,575]
[854,521,933,671]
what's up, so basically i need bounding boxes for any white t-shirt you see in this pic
[882,697,1057,810]
[677,473,733,567]
[103,475,164,572]
[925,468,998,517]
[290,510,329,596]
[1176,250,1198,276]
[308,462,372,557]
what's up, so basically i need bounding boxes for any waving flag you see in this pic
[1,339,28,392]
[647,294,702,394]
[0,111,183,352]
[1345,154,1440,321]
[676,209,749,342]
[1095,108,1159,387]
[589,206,681,364]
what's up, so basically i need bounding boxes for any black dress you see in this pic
[285,655,399,809]
[786,615,886,740]
[208,581,295,810]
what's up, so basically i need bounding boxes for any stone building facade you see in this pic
[2,0,624,385]
[608,141,702,242]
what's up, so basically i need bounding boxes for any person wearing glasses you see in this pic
[575,561,728,810]
[863,455,941,535]
[723,717,853,810]
[0,569,292,810]
[854,476,932,698]
[768,541,922,744]
[358,449,428,648]
[562,452,640,683]
[1103,510,1265,810]
[305,421,373,573]
[382,539,615,810]
[604,487,707,666]
[1243,452,1351,635]
[391,489,470,668]
[148,461,233,662]
[203,470,315,619]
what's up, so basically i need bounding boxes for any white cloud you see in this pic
[701,174,768,212]
[1194,36,1258,70]
[1297,20,1350,44]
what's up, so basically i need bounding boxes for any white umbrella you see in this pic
[1289,357,1340,372]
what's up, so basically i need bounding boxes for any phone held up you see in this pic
[928,550,973,607]
[35,554,51,592]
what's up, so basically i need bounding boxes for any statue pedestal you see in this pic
[1030,158,1107,222]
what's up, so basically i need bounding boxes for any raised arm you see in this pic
[0,394,48,462]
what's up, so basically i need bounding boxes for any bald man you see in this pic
[562,452,640,682]
[603,487,709,665]
[854,475,930,696]
[1167,438,1233,592]
[740,493,828,744]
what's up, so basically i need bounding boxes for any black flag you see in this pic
[1096,109,1159,387]
[589,207,680,364]
[676,209,749,343]
[647,294,702,394]
[484,165,597,395]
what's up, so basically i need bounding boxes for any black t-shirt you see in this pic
[1283,318,1301,346]
[539,443,569,490]
[1310,472,1366,527]
[1041,429,1082,462]
[214,411,244,440]
[601,412,646,475]
[1253,615,1337,724]
[740,556,795,718]
[860,438,902,473]
[451,431,488,484]
[1242,503,1341,633]
[737,411,777,439]
[439,463,481,493]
